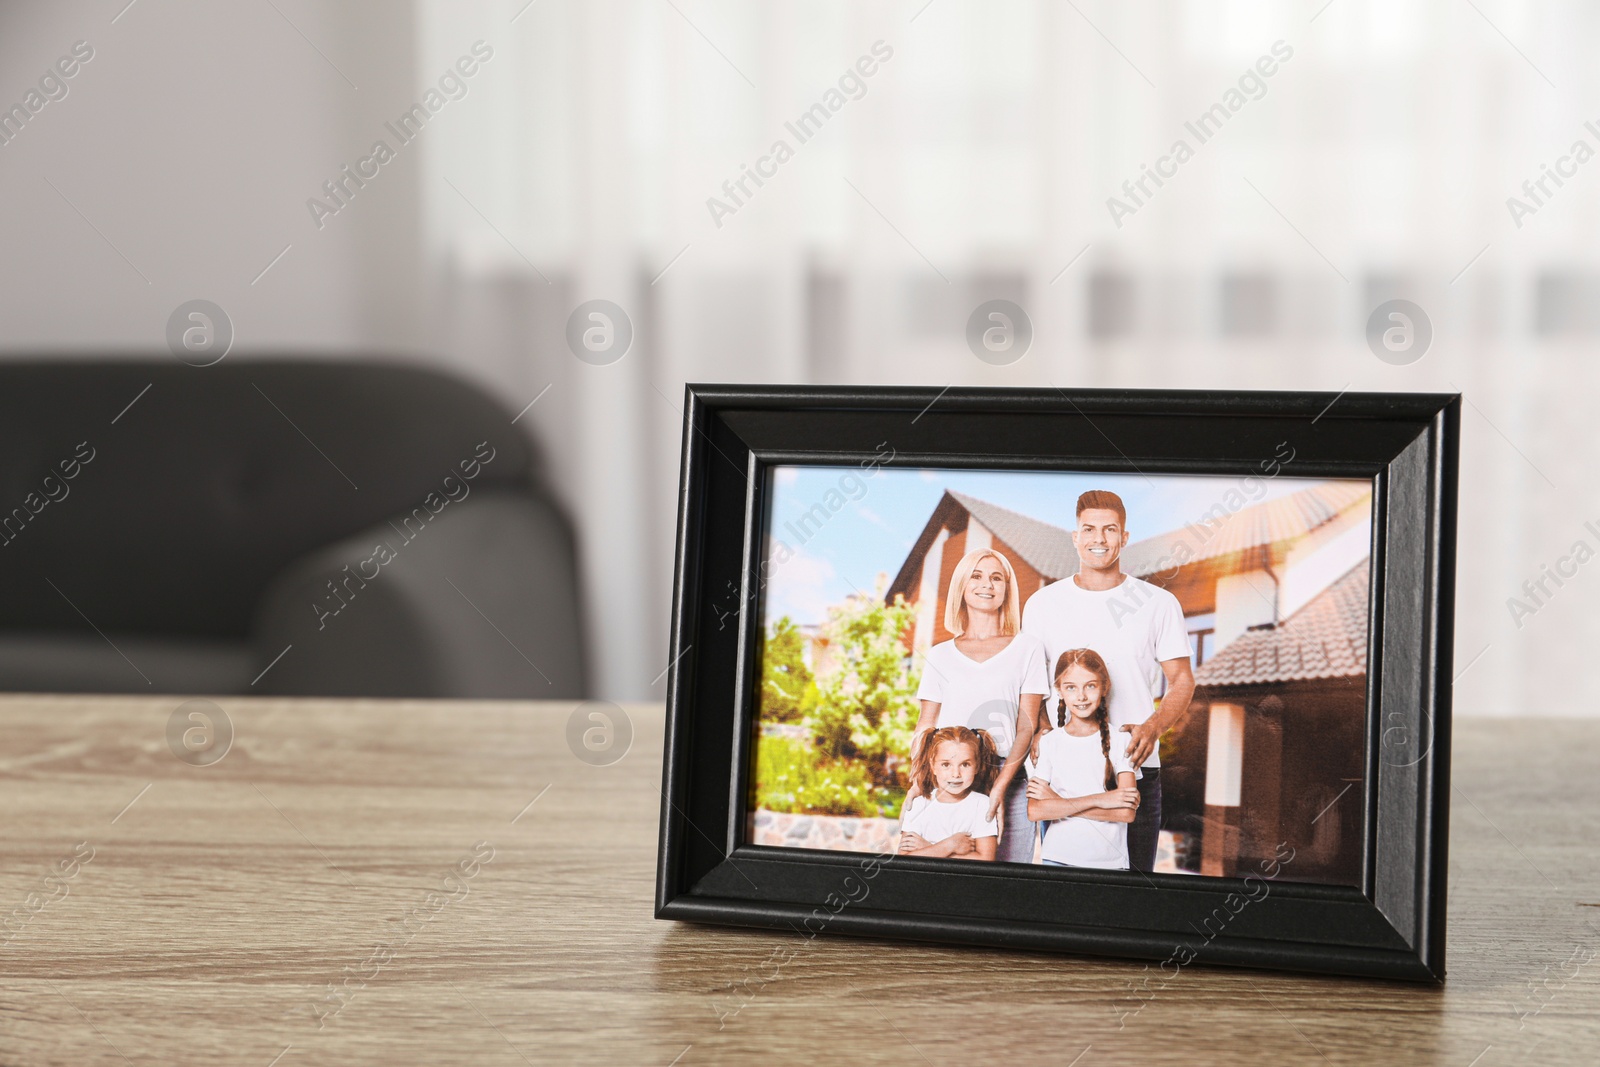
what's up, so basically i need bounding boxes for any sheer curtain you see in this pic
[415,0,1598,711]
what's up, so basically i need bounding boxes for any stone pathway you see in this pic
[751,809,898,854]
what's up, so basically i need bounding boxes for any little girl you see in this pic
[1026,649,1140,869]
[898,726,1000,861]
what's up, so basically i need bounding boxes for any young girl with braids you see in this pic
[1026,649,1141,869]
[898,726,1000,861]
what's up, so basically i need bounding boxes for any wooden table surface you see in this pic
[1,697,1596,1066]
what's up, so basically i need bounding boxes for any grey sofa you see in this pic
[0,360,586,698]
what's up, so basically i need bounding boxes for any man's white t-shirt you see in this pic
[1021,574,1191,768]
[1033,726,1138,869]
[899,792,999,844]
[914,634,1050,757]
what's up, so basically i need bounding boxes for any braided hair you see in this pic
[1050,648,1117,791]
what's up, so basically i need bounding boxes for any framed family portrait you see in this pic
[656,385,1458,981]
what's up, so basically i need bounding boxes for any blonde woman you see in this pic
[906,548,1048,864]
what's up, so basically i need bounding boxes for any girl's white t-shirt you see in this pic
[1021,574,1192,769]
[1033,725,1138,869]
[914,633,1050,757]
[899,791,999,844]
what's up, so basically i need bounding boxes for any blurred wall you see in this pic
[3,0,1596,712]
[0,0,425,351]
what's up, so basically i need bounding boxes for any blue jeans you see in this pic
[1127,768,1162,873]
[995,771,1035,864]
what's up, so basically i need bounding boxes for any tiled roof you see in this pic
[950,481,1371,581]
[1119,481,1372,576]
[947,491,1079,578]
[1192,560,1370,688]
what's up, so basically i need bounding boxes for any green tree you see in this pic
[759,616,814,723]
[805,585,920,794]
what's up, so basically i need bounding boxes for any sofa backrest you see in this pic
[0,360,537,637]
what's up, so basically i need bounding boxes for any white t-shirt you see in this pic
[1033,726,1138,869]
[914,634,1050,757]
[899,791,999,845]
[1021,574,1191,768]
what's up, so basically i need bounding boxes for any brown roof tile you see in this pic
[1193,559,1371,688]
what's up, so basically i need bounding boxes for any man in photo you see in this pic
[1022,490,1196,873]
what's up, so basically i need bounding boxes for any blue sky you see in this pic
[762,465,1344,627]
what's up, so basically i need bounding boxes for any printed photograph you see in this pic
[749,459,1373,887]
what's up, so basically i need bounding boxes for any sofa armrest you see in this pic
[249,490,586,698]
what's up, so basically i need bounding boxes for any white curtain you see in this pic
[416,0,1599,710]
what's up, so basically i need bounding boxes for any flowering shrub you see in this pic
[753,581,919,816]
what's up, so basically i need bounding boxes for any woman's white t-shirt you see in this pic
[914,633,1050,757]
[1033,726,1138,869]
[900,791,999,844]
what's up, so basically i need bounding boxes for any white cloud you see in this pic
[763,539,838,627]
[854,504,893,532]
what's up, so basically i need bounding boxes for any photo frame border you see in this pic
[656,384,1458,982]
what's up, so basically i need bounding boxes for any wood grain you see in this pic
[0,696,1596,1066]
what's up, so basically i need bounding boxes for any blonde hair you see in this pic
[943,548,1021,637]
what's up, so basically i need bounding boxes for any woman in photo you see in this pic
[908,548,1048,864]
[1026,648,1141,869]
[898,726,1000,860]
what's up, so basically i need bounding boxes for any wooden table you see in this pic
[1,697,1596,1066]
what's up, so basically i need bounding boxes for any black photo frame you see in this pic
[656,385,1458,981]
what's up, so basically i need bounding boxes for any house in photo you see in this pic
[885,481,1373,884]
